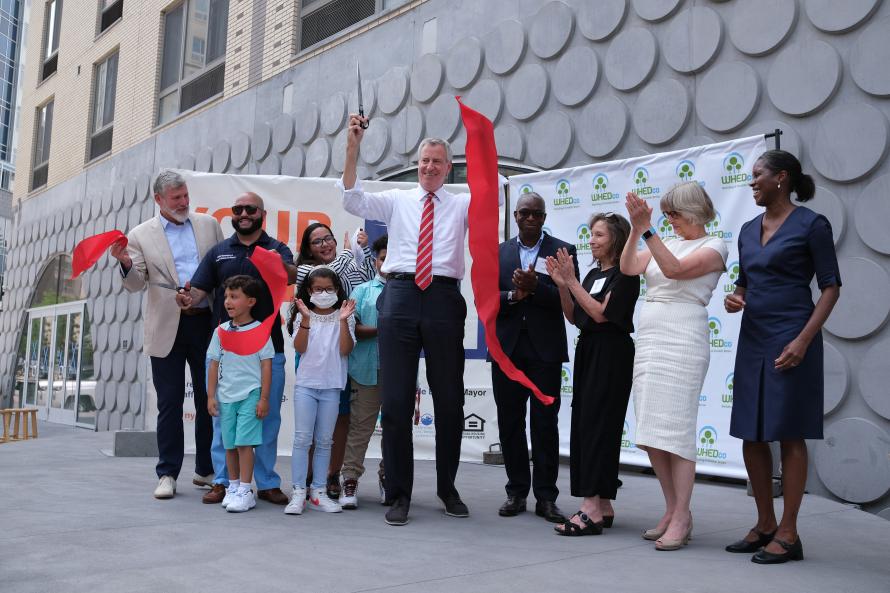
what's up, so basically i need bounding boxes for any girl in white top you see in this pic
[620,182,728,551]
[284,267,356,515]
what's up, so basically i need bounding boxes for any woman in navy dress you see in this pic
[724,150,841,564]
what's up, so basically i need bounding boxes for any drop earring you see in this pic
[778,183,781,189]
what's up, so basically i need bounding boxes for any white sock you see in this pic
[228,480,240,491]
[238,483,252,494]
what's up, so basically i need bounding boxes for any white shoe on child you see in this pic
[340,478,358,510]
[308,487,342,513]
[226,489,256,513]
[221,485,239,509]
[285,487,306,515]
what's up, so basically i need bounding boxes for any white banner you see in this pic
[142,173,503,463]
[509,135,768,479]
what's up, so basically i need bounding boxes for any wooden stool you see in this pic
[0,408,39,442]
[0,409,12,443]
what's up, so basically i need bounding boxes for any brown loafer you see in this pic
[257,488,289,505]
[202,484,226,504]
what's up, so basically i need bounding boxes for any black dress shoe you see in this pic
[498,496,527,517]
[725,528,777,553]
[384,498,410,526]
[751,537,804,564]
[535,500,567,523]
[441,495,469,517]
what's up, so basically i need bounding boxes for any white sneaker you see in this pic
[226,489,256,513]
[308,487,342,513]
[154,476,176,499]
[340,478,358,510]
[221,485,239,509]
[192,472,214,488]
[285,487,306,515]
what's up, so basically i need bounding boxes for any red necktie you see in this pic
[416,192,435,290]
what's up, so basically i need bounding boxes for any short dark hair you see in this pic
[286,266,347,334]
[372,234,388,254]
[588,212,631,266]
[223,275,262,300]
[756,150,816,202]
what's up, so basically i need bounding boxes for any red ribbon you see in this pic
[457,97,555,406]
[217,246,289,355]
[71,230,127,279]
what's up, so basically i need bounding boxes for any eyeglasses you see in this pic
[231,205,259,216]
[515,209,546,219]
[310,287,337,295]
[662,210,681,219]
[309,235,337,247]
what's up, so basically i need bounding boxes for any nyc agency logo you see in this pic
[590,173,621,204]
[561,365,573,395]
[463,414,487,440]
[576,223,592,253]
[721,152,752,188]
[420,413,434,426]
[697,425,727,462]
[705,210,733,241]
[553,179,581,209]
[723,260,740,294]
[621,420,636,450]
[722,373,734,408]
[708,316,733,351]
[633,166,660,197]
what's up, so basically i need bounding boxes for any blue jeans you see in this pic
[209,352,286,488]
[290,385,341,490]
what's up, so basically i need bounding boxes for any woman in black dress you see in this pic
[547,212,639,535]
[724,150,841,563]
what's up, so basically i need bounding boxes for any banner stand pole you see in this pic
[764,128,783,150]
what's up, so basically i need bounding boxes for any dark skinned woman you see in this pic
[724,150,841,564]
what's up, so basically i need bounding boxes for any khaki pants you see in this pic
[342,381,384,481]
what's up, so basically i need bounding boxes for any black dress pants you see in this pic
[150,312,214,480]
[491,331,562,502]
[377,278,466,502]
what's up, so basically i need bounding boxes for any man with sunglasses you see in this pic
[113,170,225,500]
[492,191,578,523]
[178,191,297,506]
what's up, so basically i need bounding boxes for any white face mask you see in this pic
[310,292,338,309]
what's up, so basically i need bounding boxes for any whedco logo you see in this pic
[699,393,708,408]
[576,223,592,253]
[621,420,636,450]
[639,275,647,299]
[676,159,696,182]
[721,152,752,188]
[518,183,534,195]
[590,173,620,204]
[723,260,740,294]
[722,373,734,408]
[633,166,660,197]
[553,179,581,209]
[656,214,677,239]
[708,316,733,351]
[561,365,573,395]
[697,425,727,462]
[705,210,733,241]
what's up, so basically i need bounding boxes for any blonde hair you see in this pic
[659,181,716,225]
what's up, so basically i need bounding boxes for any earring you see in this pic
[778,183,781,189]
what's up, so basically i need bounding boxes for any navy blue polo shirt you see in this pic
[191,231,294,353]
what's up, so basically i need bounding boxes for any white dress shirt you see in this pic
[338,178,505,280]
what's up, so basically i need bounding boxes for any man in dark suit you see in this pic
[491,191,578,523]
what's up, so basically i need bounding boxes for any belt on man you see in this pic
[180,307,211,317]
[388,272,459,286]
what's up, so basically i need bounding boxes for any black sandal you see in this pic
[554,512,604,536]
[725,528,776,553]
[751,537,803,564]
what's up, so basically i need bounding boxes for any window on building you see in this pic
[31,99,53,190]
[40,0,62,81]
[297,0,408,51]
[88,51,117,160]
[157,0,229,126]
[98,0,123,34]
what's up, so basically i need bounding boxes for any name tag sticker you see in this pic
[534,258,550,276]
[590,278,606,294]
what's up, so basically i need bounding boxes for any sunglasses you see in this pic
[515,209,546,219]
[231,204,260,216]
[309,235,337,247]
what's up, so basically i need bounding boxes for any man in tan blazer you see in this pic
[111,170,224,499]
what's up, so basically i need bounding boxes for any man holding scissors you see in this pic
[111,170,224,499]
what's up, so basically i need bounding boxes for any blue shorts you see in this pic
[219,388,263,449]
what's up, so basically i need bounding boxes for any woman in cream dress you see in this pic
[620,182,728,551]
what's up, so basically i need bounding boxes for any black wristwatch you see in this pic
[642,226,657,241]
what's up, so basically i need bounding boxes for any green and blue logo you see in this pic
[561,365,573,395]
[633,166,660,197]
[519,183,534,194]
[621,421,636,450]
[722,372,734,407]
[638,276,647,299]
[705,210,733,241]
[708,315,733,350]
[721,152,752,187]
[699,393,708,407]
[553,179,581,209]
[591,173,621,204]
[676,159,696,181]
[576,223,592,252]
[656,214,677,239]
[697,425,727,461]
[723,260,740,294]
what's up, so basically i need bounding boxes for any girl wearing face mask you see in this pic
[284,267,356,515]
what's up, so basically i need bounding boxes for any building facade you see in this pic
[1,0,889,516]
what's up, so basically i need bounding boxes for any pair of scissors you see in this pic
[356,61,369,129]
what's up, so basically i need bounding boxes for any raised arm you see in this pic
[620,192,653,276]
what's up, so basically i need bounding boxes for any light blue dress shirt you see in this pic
[160,216,201,287]
[518,233,545,271]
